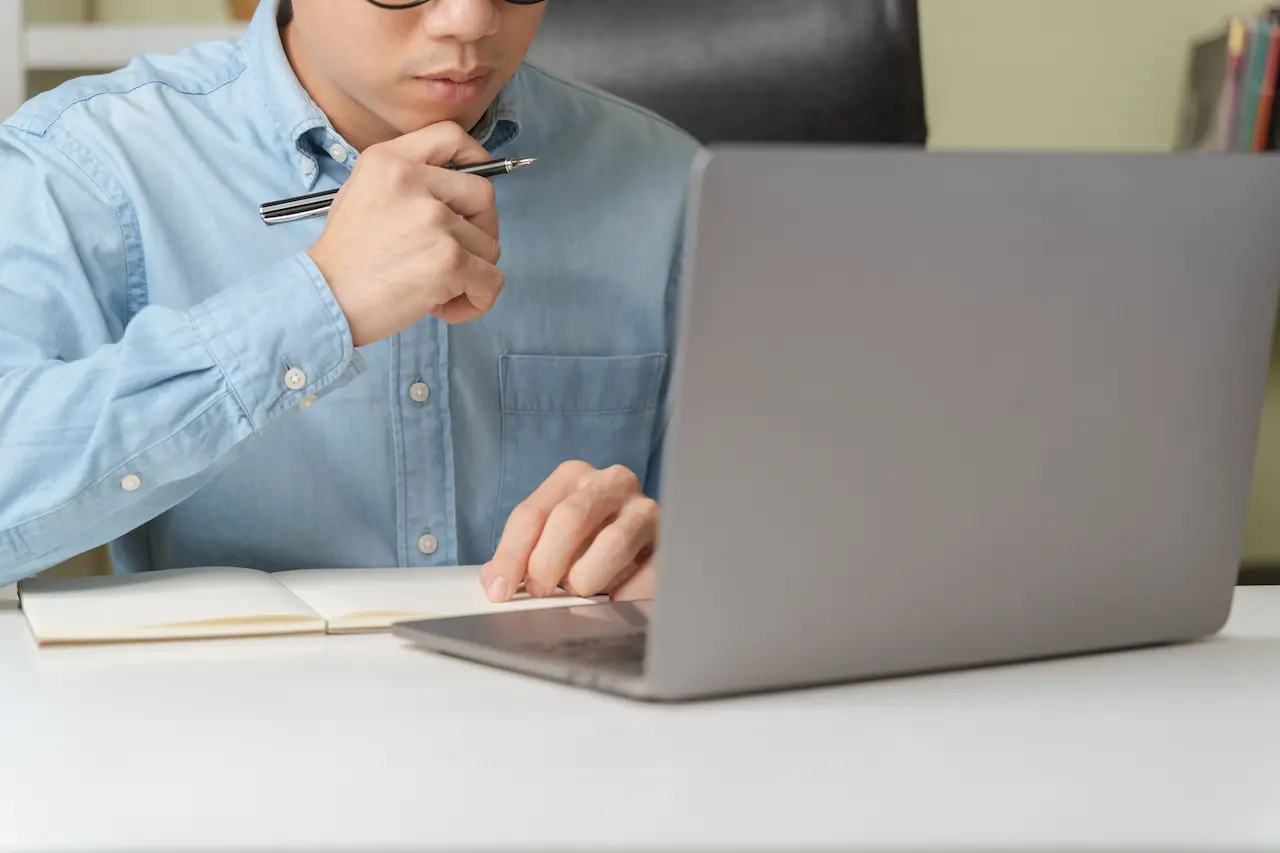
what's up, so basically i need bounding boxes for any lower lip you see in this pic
[416,74,491,104]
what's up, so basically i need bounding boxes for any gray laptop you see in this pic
[393,145,1280,702]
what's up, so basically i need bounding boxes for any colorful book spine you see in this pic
[1253,20,1280,151]
[1219,18,1249,150]
[1234,19,1270,151]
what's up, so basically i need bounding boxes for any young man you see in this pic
[0,0,699,602]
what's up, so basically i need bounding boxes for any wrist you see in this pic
[305,249,366,347]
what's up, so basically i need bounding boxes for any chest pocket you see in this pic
[491,352,668,552]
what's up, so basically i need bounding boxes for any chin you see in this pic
[400,107,489,135]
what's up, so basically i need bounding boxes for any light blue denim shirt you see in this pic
[0,0,700,585]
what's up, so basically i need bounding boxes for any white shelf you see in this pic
[24,23,246,71]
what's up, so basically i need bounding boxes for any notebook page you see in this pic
[17,566,325,643]
[274,566,598,632]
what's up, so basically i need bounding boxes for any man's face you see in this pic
[288,0,545,144]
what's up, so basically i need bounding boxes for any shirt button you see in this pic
[300,158,316,177]
[418,534,439,556]
[409,382,431,404]
[284,367,307,391]
[328,143,349,163]
[120,473,142,493]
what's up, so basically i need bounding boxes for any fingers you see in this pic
[443,252,504,322]
[422,169,499,240]
[482,462,596,602]
[611,555,656,602]
[448,216,501,266]
[461,187,499,247]
[481,463,659,603]
[459,261,505,316]
[427,223,503,325]
[384,120,491,168]
[379,122,500,241]
[430,271,503,325]
[561,495,660,598]
[525,473,635,597]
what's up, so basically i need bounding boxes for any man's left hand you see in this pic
[481,461,658,603]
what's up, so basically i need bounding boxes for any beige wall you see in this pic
[920,0,1248,152]
[25,0,228,22]
[90,0,227,22]
[21,0,1280,572]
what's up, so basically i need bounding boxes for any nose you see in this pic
[421,0,501,42]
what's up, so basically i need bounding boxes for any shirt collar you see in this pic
[243,0,523,190]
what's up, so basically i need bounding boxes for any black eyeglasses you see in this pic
[366,0,545,8]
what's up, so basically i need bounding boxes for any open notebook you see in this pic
[16,565,596,645]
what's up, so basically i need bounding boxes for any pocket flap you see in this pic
[499,353,668,414]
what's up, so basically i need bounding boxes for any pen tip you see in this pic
[513,157,537,169]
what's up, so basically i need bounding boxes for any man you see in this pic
[0,0,699,603]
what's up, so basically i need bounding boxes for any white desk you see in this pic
[2,585,1279,852]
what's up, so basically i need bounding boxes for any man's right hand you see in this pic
[306,121,503,347]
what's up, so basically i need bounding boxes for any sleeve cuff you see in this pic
[185,252,365,431]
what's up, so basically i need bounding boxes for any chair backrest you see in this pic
[524,0,929,145]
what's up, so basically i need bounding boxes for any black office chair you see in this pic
[525,0,928,146]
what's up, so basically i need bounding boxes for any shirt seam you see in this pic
[9,123,142,328]
[10,66,247,138]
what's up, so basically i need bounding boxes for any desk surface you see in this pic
[2,584,1279,852]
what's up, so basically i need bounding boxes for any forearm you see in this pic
[0,254,362,584]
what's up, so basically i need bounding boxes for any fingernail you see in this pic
[486,577,510,602]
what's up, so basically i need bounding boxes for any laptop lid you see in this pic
[643,146,1280,699]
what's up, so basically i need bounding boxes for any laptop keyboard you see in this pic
[521,632,647,667]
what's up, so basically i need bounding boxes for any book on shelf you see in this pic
[1177,7,1280,153]
[12,564,598,646]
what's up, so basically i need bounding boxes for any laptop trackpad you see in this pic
[394,600,651,671]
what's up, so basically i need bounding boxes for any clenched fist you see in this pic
[307,121,504,345]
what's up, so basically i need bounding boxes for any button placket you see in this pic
[396,328,450,564]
